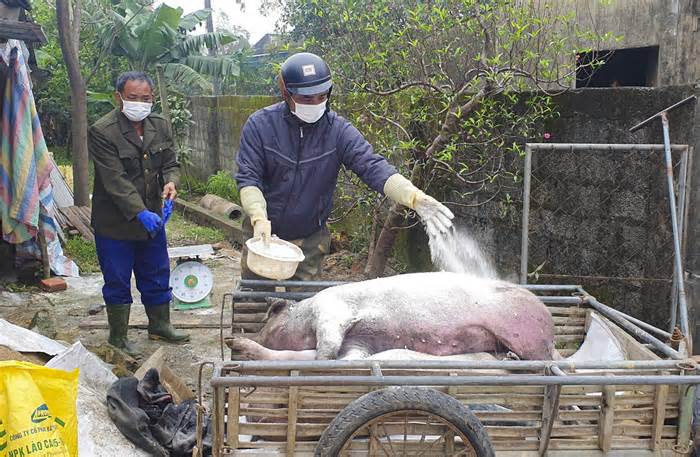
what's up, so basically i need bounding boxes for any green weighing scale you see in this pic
[168,245,215,310]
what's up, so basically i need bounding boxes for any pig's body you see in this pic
[233,272,556,361]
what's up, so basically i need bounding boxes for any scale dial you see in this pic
[170,261,213,303]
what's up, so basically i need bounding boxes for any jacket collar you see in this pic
[117,110,157,152]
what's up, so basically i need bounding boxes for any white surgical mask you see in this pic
[119,94,152,122]
[293,100,327,124]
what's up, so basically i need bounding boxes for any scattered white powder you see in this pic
[428,226,498,278]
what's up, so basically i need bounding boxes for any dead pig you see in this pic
[228,272,555,361]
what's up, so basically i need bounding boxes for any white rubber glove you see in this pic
[413,193,455,237]
[240,186,272,243]
[254,219,272,245]
[383,174,454,237]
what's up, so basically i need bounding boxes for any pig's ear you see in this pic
[264,297,293,318]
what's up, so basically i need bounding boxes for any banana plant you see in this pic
[97,0,241,93]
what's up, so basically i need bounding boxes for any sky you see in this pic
[156,0,281,45]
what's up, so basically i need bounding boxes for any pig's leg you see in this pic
[226,337,317,361]
[314,304,359,360]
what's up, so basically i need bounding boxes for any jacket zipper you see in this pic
[279,126,304,228]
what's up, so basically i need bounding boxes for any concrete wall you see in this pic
[185,95,278,180]
[549,0,699,86]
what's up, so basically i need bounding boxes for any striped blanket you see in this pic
[1,41,78,276]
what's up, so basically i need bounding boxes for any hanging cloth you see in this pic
[1,40,78,276]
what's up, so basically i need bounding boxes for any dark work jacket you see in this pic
[89,110,180,240]
[235,102,397,240]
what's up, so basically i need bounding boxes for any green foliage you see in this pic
[30,0,130,146]
[270,0,612,240]
[205,171,240,204]
[96,2,243,94]
[64,236,100,273]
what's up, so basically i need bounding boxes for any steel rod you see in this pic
[240,279,348,288]
[521,284,582,291]
[670,149,689,332]
[233,289,586,303]
[221,358,693,371]
[211,374,700,387]
[526,143,688,151]
[572,287,671,339]
[661,113,690,341]
[520,145,532,284]
[233,291,315,300]
[582,295,683,360]
[629,95,697,132]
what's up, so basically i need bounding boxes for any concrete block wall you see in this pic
[185,95,277,181]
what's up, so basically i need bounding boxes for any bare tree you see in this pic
[56,0,89,206]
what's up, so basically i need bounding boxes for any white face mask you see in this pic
[119,94,152,122]
[293,100,327,124]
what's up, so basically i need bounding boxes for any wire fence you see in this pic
[521,143,691,328]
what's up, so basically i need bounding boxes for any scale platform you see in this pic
[167,244,215,310]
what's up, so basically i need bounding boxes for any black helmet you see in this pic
[280,52,333,96]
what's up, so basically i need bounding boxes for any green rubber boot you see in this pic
[106,304,140,356]
[145,304,190,343]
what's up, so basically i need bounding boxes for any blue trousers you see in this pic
[95,229,171,307]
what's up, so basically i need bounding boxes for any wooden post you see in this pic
[446,372,458,454]
[286,370,300,456]
[213,385,225,457]
[227,384,240,450]
[37,222,50,279]
[598,383,616,453]
[651,371,669,451]
[538,382,562,456]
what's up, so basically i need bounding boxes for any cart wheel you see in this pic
[315,386,494,457]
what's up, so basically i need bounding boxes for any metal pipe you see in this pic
[240,281,581,292]
[629,95,697,132]
[550,366,568,376]
[522,284,582,291]
[661,113,690,342]
[520,145,532,284]
[538,296,584,304]
[240,279,348,288]
[221,358,694,372]
[670,148,689,332]
[676,384,697,451]
[572,287,672,339]
[526,143,688,152]
[211,374,700,388]
[582,295,683,360]
[233,291,315,301]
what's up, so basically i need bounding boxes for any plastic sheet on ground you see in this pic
[0,318,66,355]
[47,341,150,457]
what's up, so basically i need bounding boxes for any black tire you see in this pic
[315,386,495,457]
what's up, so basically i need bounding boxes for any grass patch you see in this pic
[179,171,240,204]
[166,211,226,246]
[63,235,100,273]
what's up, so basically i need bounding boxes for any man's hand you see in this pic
[137,210,163,238]
[414,194,454,238]
[253,219,272,244]
[162,182,177,200]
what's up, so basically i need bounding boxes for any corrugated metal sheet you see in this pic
[49,157,73,208]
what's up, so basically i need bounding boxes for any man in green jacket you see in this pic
[88,71,189,355]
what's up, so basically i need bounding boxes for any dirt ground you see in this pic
[0,243,362,397]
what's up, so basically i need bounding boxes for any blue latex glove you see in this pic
[136,210,162,237]
[162,199,173,225]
